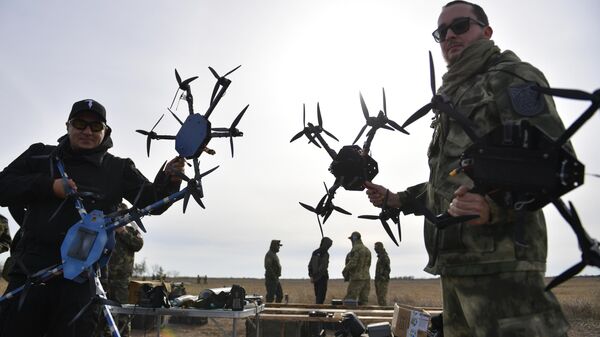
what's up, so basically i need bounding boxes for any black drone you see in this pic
[402,51,600,289]
[291,90,409,245]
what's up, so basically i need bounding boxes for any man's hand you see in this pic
[448,185,490,225]
[364,181,400,208]
[164,157,185,183]
[52,178,77,199]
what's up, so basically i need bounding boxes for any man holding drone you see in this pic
[366,1,571,336]
[0,99,184,337]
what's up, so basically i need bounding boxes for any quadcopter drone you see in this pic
[0,66,249,336]
[401,51,599,289]
[291,91,410,245]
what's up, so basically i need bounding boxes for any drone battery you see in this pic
[230,284,246,311]
[367,322,391,337]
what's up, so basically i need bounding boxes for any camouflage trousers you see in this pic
[345,279,370,305]
[441,271,569,337]
[265,277,283,303]
[374,279,388,306]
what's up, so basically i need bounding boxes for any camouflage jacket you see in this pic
[264,250,281,279]
[342,239,371,280]
[107,225,143,282]
[398,40,570,276]
[0,215,11,254]
[375,252,390,282]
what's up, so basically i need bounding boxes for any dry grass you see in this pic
[1,276,598,336]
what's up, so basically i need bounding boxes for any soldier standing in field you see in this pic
[264,239,283,303]
[101,203,144,337]
[308,236,332,304]
[342,231,371,305]
[374,241,390,306]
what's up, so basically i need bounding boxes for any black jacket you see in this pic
[0,136,180,275]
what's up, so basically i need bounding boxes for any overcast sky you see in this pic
[1,0,599,281]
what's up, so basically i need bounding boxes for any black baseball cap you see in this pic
[68,99,106,122]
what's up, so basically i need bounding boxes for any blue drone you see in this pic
[0,66,249,337]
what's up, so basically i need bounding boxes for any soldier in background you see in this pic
[308,236,332,304]
[101,203,144,337]
[342,231,371,305]
[374,242,390,306]
[0,215,10,254]
[0,214,12,281]
[264,239,283,303]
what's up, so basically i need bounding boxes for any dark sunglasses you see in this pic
[68,119,106,132]
[432,17,486,43]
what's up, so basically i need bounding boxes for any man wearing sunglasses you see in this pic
[365,1,570,336]
[0,98,185,337]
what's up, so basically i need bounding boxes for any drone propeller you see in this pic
[532,87,600,148]
[135,114,165,157]
[290,104,322,148]
[353,90,408,145]
[171,69,198,110]
[546,199,600,290]
[299,182,350,237]
[318,183,350,226]
[106,183,150,233]
[228,104,249,157]
[299,201,325,238]
[316,103,339,142]
[358,190,401,246]
[178,164,219,213]
[353,93,371,144]
[380,88,408,134]
[68,270,121,327]
[207,65,242,113]
[401,52,478,138]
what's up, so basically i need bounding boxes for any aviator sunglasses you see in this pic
[432,16,486,43]
[68,118,106,132]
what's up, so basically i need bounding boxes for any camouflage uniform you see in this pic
[342,232,371,305]
[308,237,332,304]
[0,215,10,254]
[374,242,390,306]
[0,215,12,281]
[396,40,569,337]
[264,240,283,303]
[102,225,143,337]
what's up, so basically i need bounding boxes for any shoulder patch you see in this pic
[508,83,547,117]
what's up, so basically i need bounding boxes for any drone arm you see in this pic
[312,132,337,160]
[205,81,231,118]
[362,128,378,155]
[120,158,181,216]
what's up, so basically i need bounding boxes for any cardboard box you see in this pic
[391,303,430,337]
[128,280,171,304]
